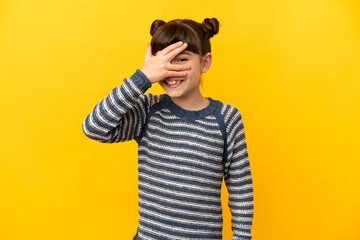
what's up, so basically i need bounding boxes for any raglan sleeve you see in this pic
[223,107,254,240]
[82,69,152,143]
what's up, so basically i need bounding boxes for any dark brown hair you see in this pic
[150,18,220,57]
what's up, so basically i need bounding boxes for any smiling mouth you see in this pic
[166,80,183,85]
[163,79,184,87]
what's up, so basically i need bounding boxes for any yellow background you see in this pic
[1,0,359,239]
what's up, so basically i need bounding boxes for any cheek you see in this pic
[191,68,202,78]
[188,63,201,75]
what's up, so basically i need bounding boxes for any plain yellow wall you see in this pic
[1,0,359,239]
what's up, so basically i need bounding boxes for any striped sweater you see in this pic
[82,70,254,240]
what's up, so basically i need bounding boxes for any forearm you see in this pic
[226,145,254,239]
[82,69,151,143]
[227,166,254,240]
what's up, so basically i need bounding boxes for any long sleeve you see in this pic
[82,69,153,143]
[223,107,254,240]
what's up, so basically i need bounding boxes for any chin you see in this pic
[159,85,181,98]
[165,91,183,98]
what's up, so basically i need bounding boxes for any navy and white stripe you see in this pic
[82,70,254,240]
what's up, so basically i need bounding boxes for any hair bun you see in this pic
[150,19,166,36]
[202,18,219,38]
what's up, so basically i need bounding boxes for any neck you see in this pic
[170,91,209,111]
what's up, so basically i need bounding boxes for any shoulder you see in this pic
[213,99,243,129]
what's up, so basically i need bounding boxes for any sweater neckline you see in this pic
[163,94,219,120]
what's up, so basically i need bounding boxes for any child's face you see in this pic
[159,50,211,100]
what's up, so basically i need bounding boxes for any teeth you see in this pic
[166,80,181,85]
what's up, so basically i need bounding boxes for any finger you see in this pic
[165,43,188,61]
[165,70,188,78]
[166,63,191,71]
[159,41,184,56]
[144,43,152,61]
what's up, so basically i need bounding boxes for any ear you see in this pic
[201,52,212,73]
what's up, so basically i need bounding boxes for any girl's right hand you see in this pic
[141,41,191,84]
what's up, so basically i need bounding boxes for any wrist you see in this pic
[133,69,152,91]
[140,69,153,84]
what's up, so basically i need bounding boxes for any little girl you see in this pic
[83,18,254,240]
